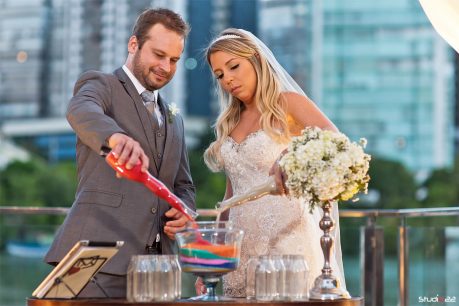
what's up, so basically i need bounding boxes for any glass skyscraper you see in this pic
[0,0,455,171]
[260,0,455,174]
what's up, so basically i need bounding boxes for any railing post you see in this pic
[361,216,384,306]
[398,217,409,306]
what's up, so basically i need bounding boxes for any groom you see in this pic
[44,8,195,298]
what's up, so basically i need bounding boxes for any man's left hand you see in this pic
[164,207,188,240]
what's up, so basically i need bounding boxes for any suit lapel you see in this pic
[114,68,160,174]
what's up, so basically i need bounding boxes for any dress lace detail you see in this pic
[220,130,345,297]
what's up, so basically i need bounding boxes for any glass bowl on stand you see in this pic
[175,221,243,301]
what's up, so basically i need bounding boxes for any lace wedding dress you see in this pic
[220,130,346,297]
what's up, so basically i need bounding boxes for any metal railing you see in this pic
[1,206,458,306]
[339,207,459,306]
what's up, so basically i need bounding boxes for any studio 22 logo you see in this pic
[418,295,456,303]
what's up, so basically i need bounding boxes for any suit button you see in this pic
[157,132,162,137]
[157,153,162,159]
[151,207,157,214]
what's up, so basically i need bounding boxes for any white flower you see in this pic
[279,127,371,211]
[167,103,180,123]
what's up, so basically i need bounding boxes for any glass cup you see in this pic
[127,255,154,302]
[271,255,287,300]
[153,255,175,301]
[167,255,182,300]
[255,255,277,301]
[127,254,181,302]
[245,256,260,299]
[284,254,309,301]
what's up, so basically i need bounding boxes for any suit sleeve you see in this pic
[173,115,196,211]
[66,71,125,154]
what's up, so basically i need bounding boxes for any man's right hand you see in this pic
[108,133,149,173]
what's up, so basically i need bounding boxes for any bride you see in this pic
[201,28,346,297]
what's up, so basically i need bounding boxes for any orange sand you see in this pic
[182,242,238,258]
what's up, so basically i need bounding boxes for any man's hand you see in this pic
[108,133,149,173]
[164,207,189,240]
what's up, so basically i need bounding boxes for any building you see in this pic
[0,0,191,160]
[0,0,456,172]
[259,0,455,174]
[324,0,455,173]
[186,0,258,119]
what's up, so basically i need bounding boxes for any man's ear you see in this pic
[127,36,138,54]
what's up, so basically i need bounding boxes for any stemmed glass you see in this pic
[175,221,243,301]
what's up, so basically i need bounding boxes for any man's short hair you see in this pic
[132,8,190,49]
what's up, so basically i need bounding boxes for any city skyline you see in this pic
[0,0,457,174]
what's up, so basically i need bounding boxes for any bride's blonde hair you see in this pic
[203,28,290,172]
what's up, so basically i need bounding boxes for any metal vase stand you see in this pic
[309,201,351,300]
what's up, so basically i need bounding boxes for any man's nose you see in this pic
[159,59,171,73]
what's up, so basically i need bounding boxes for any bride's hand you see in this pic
[269,158,288,196]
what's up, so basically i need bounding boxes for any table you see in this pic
[28,297,364,306]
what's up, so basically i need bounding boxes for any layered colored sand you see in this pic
[179,242,239,273]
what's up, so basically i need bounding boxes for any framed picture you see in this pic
[32,240,124,299]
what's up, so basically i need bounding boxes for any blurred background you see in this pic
[0,0,458,305]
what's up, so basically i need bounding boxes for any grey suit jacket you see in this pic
[44,68,196,275]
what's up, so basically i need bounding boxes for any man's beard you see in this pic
[132,53,170,91]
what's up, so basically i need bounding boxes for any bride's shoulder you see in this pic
[280,91,312,105]
[279,92,315,110]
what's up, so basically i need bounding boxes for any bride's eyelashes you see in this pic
[215,64,240,80]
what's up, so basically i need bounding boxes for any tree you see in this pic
[0,159,76,248]
[188,127,226,211]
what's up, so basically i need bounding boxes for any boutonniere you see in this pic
[167,103,180,123]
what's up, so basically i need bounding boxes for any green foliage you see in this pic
[0,159,76,249]
[36,162,77,207]
[367,157,418,209]
[0,159,45,206]
[0,159,76,207]
[343,155,459,255]
[422,166,458,207]
[188,127,226,210]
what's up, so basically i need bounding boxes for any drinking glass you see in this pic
[126,255,154,302]
[284,254,309,300]
[245,256,260,299]
[271,255,287,300]
[255,255,277,301]
[167,255,182,300]
[153,255,175,301]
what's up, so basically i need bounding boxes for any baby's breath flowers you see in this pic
[279,127,371,211]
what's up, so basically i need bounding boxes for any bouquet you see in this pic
[279,127,371,211]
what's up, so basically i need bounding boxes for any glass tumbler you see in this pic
[255,255,277,301]
[167,255,182,300]
[271,255,287,300]
[284,254,309,301]
[126,255,154,302]
[245,256,260,299]
[153,255,176,301]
